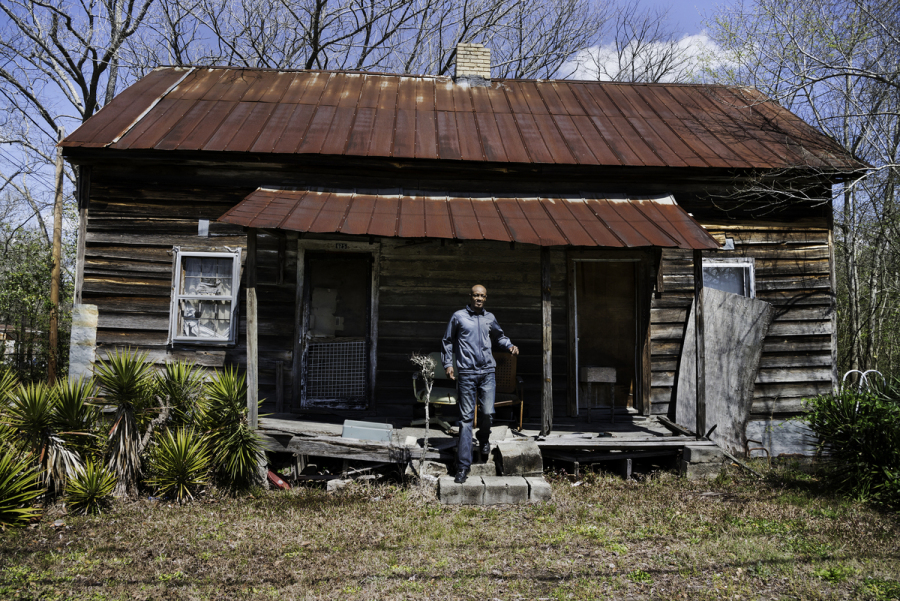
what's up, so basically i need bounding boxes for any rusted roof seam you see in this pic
[582,194,627,247]
[636,86,713,169]
[566,83,627,166]
[107,67,196,147]
[629,195,685,248]
[275,188,311,230]
[659,86,745,169]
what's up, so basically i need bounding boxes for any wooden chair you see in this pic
[476,352,524,431]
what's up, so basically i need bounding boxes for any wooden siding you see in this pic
[650,225,834,445]
[375,240,568,420]
[83,174,299,410]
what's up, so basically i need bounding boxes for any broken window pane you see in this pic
[703,265,748,296]
[173,252,238,343]
[178,300,231,338]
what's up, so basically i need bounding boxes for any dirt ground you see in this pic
[1,463,898,600]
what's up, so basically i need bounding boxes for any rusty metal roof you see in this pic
[219,188,719,249]
[61,67,861,171]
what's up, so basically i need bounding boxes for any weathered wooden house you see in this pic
[61,45,861,458]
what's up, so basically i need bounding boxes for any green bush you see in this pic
[203,367,263,490]
[4,382,83,493]
[155,361,205,429]
[94,348,156,497]
[803,386,900,507]
[54,377,101,463]
[146,428,210,503]
[66,460,116,516]
[0,446,43,527]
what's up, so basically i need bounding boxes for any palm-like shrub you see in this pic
[5,382,82,493]
[66,460,117,516]
[155,361,205,428]
[0,446,43,527]
[0,368,17,404]
[203,367,263,490]
[94,349,156,497]
[54,377,101,462]
[147,428,210,502]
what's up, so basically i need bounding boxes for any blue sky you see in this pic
[649,0,722,35]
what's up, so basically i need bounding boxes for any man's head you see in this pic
[470,285,487,310]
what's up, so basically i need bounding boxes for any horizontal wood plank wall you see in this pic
[83,173,297,413]
[376,240,568,421]
[650,226,833,447]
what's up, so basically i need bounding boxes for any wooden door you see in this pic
[573,260,638,418]
[301,253,371,409]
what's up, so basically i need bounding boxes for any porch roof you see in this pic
[219,187,719,249]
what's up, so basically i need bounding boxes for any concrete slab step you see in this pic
[438,475,551,505]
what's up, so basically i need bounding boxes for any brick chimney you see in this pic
[455,43,491,81]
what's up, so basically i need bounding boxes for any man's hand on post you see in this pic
[445,365,455,380]
[509,345,519,355]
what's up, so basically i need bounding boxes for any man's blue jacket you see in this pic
[441,305,514,375]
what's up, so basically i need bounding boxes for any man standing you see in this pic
[442,285,519,484]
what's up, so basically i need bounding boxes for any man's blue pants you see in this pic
[456,372,495,470]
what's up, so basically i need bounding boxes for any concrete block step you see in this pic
[438,475,551,505]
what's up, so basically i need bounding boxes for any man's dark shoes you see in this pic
[479,441,491,462]
[454,467,469,484]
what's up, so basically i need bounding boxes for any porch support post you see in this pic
[73,165,91,305]
[541,246,553,436]
[692,249,706,439]
[247,228,259,430]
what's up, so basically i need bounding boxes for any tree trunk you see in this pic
[48,129,65,383]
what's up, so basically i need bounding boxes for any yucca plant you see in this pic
[54,377,101,462]
[146,428,210,503]
[0,368,17,404]
[0,446,44,527]
[93,349,156,497]
[4,382,83,493]
[203,367,263,490]
[66,460,117,516]
[155,361,205,429]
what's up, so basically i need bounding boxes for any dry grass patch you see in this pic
[0,463,898,600]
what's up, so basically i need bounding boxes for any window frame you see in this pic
[702,257,756,298]
[168,248,242,345]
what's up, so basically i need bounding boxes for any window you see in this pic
[169,249,241,344]
[702,257,755,298]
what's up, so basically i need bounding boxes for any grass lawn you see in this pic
[1,463,898,600]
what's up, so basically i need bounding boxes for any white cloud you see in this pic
[562,33,726,83]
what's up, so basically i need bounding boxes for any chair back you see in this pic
[428,352,453,380]
[494,352,517,393]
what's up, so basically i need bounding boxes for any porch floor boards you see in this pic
[257,412,709,466]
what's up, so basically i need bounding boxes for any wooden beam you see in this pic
[292,243,306,409]
[247,228,259,429]
[541,246,553,436]
[275,360,284,413]
[566,251,577,417]
[73,166,91,305]
[692,249,706,439]
[259,433,413,463]
[537,437,714,450]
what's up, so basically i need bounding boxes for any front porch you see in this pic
[257,410,720,482]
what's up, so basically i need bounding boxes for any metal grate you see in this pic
[306,341,367,401]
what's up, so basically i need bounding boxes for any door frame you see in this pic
[566,249,653,417]
[293,239,381,410]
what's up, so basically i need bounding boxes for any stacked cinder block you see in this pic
[439,476,551,505]
[436,440,551,504]
[455,43,492,79]
[680,445,727,479]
